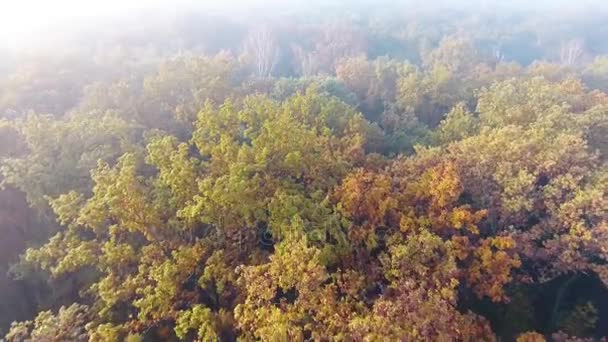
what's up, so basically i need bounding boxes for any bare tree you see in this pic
[491,43,504,66]
[242,27,280,77]
[560,39,584,67]
[291,44,319,77]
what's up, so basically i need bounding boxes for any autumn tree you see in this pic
[3,5,608,341]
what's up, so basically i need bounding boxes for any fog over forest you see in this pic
[1,0,608,341]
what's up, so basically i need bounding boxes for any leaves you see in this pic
[2,15,608,341]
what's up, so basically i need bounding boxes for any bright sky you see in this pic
[0,0,227,48]
[0,1,132,45]
[0,0,297,47]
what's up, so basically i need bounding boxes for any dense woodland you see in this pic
[1,1,608,341]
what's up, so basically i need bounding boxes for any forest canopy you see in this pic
[1,1,608,341]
